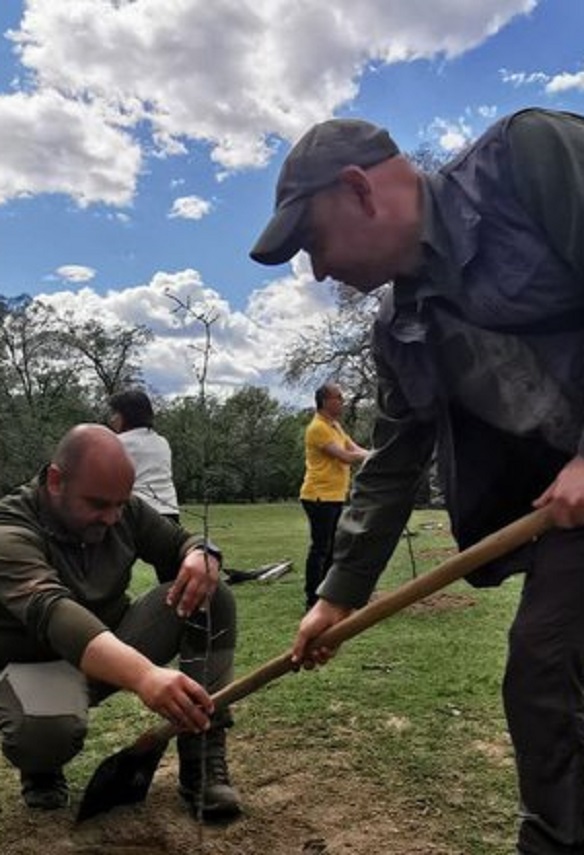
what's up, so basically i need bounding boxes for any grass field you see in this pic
[184,503,523,854]
[0,502,524,854]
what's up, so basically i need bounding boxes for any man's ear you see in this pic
[46,464,63,497]
[338,165,376,216]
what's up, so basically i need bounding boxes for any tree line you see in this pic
[0,294,375,502]
[0,143,446,502]
[0,287,443,506]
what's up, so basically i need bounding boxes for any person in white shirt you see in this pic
[108,389,180,521]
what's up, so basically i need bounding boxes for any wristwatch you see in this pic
[190,540,223,567]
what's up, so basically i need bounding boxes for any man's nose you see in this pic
[310,255,327,282]
[100,506,121,526]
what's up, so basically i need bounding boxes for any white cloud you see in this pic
[477,105,498,119]
[168,195,212,220]
[499,68,550,87]
[113,212,131,224]
[500,63,584,95]
[0,0,539,204]
[0,89,141,206]
[428,116,473,152]
[37,266,337,400]
[546,69,584,94]
[55,264,96,283]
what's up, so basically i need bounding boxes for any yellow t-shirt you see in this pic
[299,413,352,502]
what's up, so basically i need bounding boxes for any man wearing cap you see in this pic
[250,109,584,854]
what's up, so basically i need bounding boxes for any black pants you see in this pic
[505,527,584,854]
[301,500,343,610]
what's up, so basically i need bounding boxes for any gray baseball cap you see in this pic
[250,118,399,266]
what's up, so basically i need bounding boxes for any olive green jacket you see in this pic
[0,473,205,667]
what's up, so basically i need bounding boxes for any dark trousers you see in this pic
[504,528,584,854]
[301,500,343,610]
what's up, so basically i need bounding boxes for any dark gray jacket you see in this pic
[319,108,584,606]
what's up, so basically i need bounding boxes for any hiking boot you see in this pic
[20,769,69,810]
[178,729,241,821]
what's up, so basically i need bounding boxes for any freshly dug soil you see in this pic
[1,733,452,855]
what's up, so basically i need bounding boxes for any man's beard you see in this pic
[80,524,109,544]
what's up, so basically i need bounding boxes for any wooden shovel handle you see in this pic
[152,506,552,745]
[315,504,552,650]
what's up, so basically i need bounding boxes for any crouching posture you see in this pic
[0,424,240,820]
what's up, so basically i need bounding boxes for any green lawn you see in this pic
[0,502,523,854]
[174,503,522,854]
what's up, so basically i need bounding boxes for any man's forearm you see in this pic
[324,442,367,464]
[319,407,436,608]
[79,630,156,693]
[80,629,214,728]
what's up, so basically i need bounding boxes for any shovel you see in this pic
[76,506,551,822]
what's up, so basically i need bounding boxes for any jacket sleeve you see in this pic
[317,334,437,609]
[0,526,107,665]
[509,109,584,456]
[124,497,212,582]
[509,109,584,278]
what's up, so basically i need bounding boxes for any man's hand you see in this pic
[136,665,214,732]
[533,455,584,527]
[291,599,352,669]
[80,631,213,731]
[166,548,220,617]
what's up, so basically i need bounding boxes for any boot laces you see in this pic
[206,753,231,786]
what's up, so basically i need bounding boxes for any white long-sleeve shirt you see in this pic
[118,427,179,515]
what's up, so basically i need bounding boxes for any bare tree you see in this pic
[284,286,386,423]
[0,298,91,489]
[61,316,153,397]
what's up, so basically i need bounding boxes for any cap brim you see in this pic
[250,197,308,266]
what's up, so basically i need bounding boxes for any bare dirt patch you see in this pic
[1,731,453,855]
[406,591,476,615]
[472,735,514,768]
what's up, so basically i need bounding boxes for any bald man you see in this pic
[0,425,240,819]
[251,112,584,854]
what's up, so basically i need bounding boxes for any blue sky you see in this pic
[0,0,583,399]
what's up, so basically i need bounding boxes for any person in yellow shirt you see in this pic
[300,383,369,610]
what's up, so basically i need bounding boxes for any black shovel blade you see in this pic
[76,740,168,823]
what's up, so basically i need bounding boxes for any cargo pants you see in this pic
[0,580,236,773]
